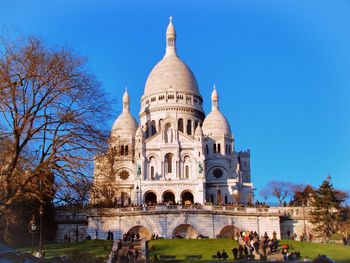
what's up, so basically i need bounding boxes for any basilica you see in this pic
[93,18,253,207]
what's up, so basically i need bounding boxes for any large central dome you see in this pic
[144,17,200,97]
[144,55,199,96]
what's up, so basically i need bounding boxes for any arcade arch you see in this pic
[219,225,241,239]
[162,191,175,204]
[144,191,157,205]
[181,190,194,205]
[127,225,152,240]
[172,224,198,239]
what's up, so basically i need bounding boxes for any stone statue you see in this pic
[136,163,141,177]
[198,161,203,174]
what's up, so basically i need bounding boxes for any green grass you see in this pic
[19,240,113,259]
[282,240,350,262]
[148,239,238,262]
[148,239,350,262]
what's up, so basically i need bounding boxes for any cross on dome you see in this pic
[166,16,176,55]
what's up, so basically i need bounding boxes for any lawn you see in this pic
[148,239,350,262]
[148,239,238,261]
[19,240,113,259]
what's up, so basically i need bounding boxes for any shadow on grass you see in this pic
[19,240,113,259]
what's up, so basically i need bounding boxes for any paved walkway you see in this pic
[107,240,120,263]
[107,240,143,263]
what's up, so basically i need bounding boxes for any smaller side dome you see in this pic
[202,85,232,137]
[203,111,231,137]
[111,88,138,137]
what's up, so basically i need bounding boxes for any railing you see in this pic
[55,205,310,221]
[91,205,284,214]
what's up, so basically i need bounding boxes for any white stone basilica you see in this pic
[93,18,253,207]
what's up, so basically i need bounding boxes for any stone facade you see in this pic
[56,206,314,242]
[56,19,316,243]
[92,17,253,208]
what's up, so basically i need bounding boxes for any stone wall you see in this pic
[55,206,314,242]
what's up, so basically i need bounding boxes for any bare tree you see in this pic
[260,180,294,206]
[0,35,110,242]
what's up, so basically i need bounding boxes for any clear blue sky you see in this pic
[1,0,349,202]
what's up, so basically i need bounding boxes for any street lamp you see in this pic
[39,205,44,257]
[136,185,140,206]
[28,215,38,253]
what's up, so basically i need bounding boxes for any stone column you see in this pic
[161,161,164,179]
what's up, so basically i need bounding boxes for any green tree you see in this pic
[310,176,345,240]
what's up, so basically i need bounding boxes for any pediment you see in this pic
[178,132,196,145]
[145,132,163,145]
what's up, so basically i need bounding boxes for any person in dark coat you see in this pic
[232,247,238,260]
[222,250,228,260]
[238,245,244,259]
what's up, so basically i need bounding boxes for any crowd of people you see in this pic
[230,230,282,260]
[111,237,141,263]
[123,232,141,242]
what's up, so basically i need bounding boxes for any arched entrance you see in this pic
[181,191,194,205]
[219,225,240,239]
[172,224,198,239]
[144,191,157,205]
[127,225,152,240]
[163,191,175,204]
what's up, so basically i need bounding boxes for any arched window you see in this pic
[151,166,155,180]
[178,118,184,133]
[149,156,157,180]
[183,156,191,179]
[185,165,189,179]
[218,143,221,154]
[206,145,209,155]
[124,145,128,155]
[120,145,124,155]
[165,153,173,173]
[151,120,156,135]
[145,122,149,138]
[187,120,192,135]
[213,143,217,153]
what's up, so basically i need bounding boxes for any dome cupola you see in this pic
[111,88,138,138]
[143,17,201,97]
[202,85,232,137]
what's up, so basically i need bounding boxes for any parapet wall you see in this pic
[55,205,312,242]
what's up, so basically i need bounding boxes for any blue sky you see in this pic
[1,0,349,202]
